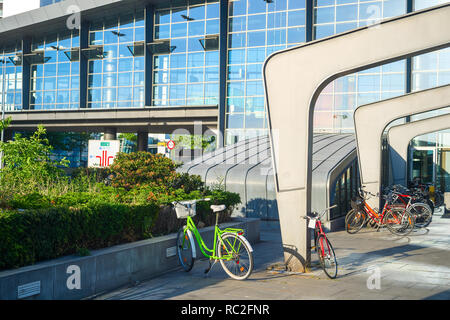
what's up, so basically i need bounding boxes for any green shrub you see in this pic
[0,202,158,270]
[109,152,178,190]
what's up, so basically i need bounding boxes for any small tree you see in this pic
[0,125,69,193]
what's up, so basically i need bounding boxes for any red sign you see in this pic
[96,150,114,167]
[167,140,175,150]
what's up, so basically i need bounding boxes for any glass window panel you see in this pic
[44,77,56,90]
[118,72,132,86]
[134,72,145,86]
[248,14,266,30]
[287,27,305,43]
[172,8,188,23]
[118,29,133,43]
[170,38,187,53]
[205,51,219,66]
[288,9,305,26]
[229,0,247,16]
[103,73,117,87]
[134,57,145,70]
[188,37,205,51]
[57,77,70,90]
[267,29,286,46]
[118,86,133,101]
[103,45,118,58]
[118,58,133,72]
[336,4,358,22]
[267,12,287,29]
[245,112,265,128]
[246,64,262,80]
[229,32,246,48]
[245,96,265,112]
[56,91,70,104]
[170,54,187,68]
[314,25,334,40]
[205,83,218,97]
[382,73,405,91]
[207,3,220,19]
[289,0,306,10]
[171,22,188,38]
[89,60,103,73]
[227,81,245,97]
[189,5,206,20]
[155,10,171,24]
[227,97,245,112]
[134,27,145,42]
[229,16,247,32]
[357,92,380,105]
[246,47,266,63]
[383,0,406,18]
[205,67,219,81]
[187,83,204,98]
[246,80,264,96]
[227,113,244,128]
[71,76,80,89]
[103,59,118,73]
[187,68,204,82]
[359,2,383,22]
[189,21,205,36]
[187,52,204,67]
[170,69,186,83]
[228,65,245,80]
[413,72,438,91]
[315,7,335,24]
[358,74,380,92]
[103,88,116,102]
[228,49,245,64]
[155,25,170,39]
[206,19,220,34]
[247,31,266,47]
[248,0,266,14]
[438,72,450,86]
[268,0,287,12]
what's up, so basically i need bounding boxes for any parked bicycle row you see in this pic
[345,183,438,236]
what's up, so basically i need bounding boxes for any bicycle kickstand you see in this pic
[204,258,218,276]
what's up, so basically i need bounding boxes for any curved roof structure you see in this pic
[179,133,357,221]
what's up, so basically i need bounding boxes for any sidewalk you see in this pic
[95,208,450,300]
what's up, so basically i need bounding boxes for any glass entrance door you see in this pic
[411,148,435,184]
[437,149,450,193]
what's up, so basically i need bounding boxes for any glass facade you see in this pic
[40,0,63,7]
[152,1,220,107]
[30,31,80,110]
[0,45,22,111]
[88,11,145,108]
[313,0,407,133]
[225,0,307,144]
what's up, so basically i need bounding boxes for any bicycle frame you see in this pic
[182,215,245,260]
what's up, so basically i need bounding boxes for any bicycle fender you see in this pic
[238,235,253,252]
[186,229,196,259]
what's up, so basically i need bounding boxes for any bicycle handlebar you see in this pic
[303,204,338,220]
[171,198,211,206]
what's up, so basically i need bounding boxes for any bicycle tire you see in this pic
[408,202,433,228]
[176,226,195,272]
[433,191,444,208]
[316,235,338,279]
[383,209,414,236]
[345,209,367,234]
[218,233,253,280]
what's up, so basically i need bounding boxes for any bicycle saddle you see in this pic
[210,204,226,212]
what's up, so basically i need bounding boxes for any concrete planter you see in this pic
[0,218,260,300]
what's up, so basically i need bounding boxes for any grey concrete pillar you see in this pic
[263,4,450,272]
[137,132,148,152]
[387,112,450,186]
[103,128,117,140]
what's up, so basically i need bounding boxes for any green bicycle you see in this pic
[172,198,254,280]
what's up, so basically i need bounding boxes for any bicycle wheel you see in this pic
[408,202,433,228]
[383,209,414,236]
[434,191,444,208]
[176,226,195,272]
[218,233,253,280]
[316,235,338,279]
[345,209,367,234]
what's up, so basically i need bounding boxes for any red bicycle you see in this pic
[304,205,338,279]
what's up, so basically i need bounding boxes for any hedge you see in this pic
[0,202,158,270]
